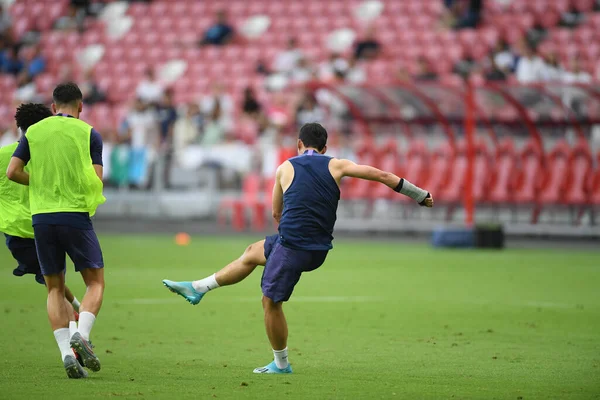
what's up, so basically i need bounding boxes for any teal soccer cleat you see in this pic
[162,280,205,305]
[253,361,293,374]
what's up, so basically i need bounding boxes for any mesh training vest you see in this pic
[26,116,106,216]
[0,142,33,238]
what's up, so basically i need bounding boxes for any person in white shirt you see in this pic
[200,82,233,121]
[273,37,304,75]
[515,42,547,83]
[345,56,366,84]
[493,40,515,73]
[562,57,591,83]
[136,68,164,105]
[541,52,564,81]
[124,99,158,187]
[290,57,314,83]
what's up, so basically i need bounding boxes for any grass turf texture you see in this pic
[0,235,599,400]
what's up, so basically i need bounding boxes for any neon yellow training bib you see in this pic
[26,116,106,217]
[0,142,33,238]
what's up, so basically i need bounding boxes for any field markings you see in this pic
[114,296,386,305]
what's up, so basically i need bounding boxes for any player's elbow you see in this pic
[6,166,17,182]
[272,211,282,222]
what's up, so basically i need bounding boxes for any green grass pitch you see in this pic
[0,235,599,399]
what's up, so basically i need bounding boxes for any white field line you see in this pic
[115,296,386,305]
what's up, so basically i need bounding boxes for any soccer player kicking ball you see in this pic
[1,103,82,326]
[7,83,107,379]
[164,123,433,374]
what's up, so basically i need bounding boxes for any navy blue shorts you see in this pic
[261,234,328,303]
[5,235,45,284]
[33,225,104,276]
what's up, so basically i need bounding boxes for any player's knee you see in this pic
[262,295,281,311]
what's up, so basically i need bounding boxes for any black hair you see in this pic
[52,82,83,106]
[299,122,328,151]
[14,103,53,132]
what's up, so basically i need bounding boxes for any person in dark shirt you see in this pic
[354,26,381,60]
[156,90,177,188]
[2,46,23,75]
[163,123,433,375]
[242,86,262,117]
[200,10,234,46]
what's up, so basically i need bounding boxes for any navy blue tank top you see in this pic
[278,150,340,250]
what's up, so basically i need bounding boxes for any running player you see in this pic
[163,122,433,374]
[1,103,81,316]
[7,83,106,379]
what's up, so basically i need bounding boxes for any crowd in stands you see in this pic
[0,0,599,190]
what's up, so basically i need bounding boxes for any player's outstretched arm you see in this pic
[6,157,29,185]
[332,158,433,207]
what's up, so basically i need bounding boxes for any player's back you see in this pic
[279,150,340,251]
[0,143,33,238]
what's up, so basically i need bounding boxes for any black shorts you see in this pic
[34,225,104,276]
[5,234,45,285]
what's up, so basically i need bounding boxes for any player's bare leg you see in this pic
[253,296,292,374]
[64,286,81,314]
[70,268,104,372]
[162,239,267,304]
[45,273,87,378]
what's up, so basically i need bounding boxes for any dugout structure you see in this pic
[304,81,600,238]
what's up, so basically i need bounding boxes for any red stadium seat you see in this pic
[539,141,571,205]
[514,141,544,204]
[565,141,593,205]
[590,153,600,205]
[488,138,518,204]
[427,142,454,200]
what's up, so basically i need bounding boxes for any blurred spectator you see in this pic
[484,53,507,81]
[81,69,106,105]
[0,4,12,39]
[414,57,438,81]
[541,52,563,81]
[346,57,366,84]
[273,37,304,74]
[123,99,158,188]
[136,68,163,106]
[173,103,203,161]
[71,0,91,14]
[515,42,546,83]
[54,4,86,32]
[256,58,270,75]
[318,53,348,82]
[290,57,314,83]
[26,45,46,78]
[157,90,178,147]
[443,0,483,29]
[13,72,41,103]
[354,26,381,60]
[0,123,18,147]
[156,90,177,188]
[200,82,233,121]
[200,10,234,46]
[562,58,591,83]
[202,99,231,146]
[493,40,515,73]
[1,46,24,76]
[295,93,326,127]
[242,86,262,118]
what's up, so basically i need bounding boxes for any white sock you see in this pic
[192,273,220,293]
[71,297,81,313]
[273,347,289,369]
[69,321,78,338]
[78,311,96,341]
[53,328,72,361]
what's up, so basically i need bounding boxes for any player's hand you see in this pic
[419,193,434,208]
